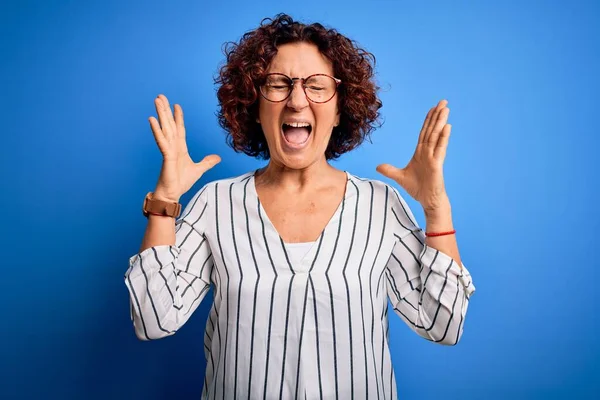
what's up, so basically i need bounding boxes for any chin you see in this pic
[275,153,315,170]
[272,146,324,171]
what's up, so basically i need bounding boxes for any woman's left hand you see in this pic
[376,99,452,214]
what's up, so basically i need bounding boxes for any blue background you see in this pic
[2,0,598,399]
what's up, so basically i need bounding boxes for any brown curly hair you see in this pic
[215,13,382,160]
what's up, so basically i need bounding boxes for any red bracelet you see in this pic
[425,229,456,237]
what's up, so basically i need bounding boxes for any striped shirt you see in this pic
[124,170,476,400]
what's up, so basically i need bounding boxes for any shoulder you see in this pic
[202,170,254,191]
[190,170,255,199]
[179,170,255,219]
[347,171,421,233]
[210,170,255,187]
[346,171,401,201]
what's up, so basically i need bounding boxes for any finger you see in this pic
[196,154,222,176]
[154,97,171,138]
[155,95,176,139]
[424,100,446,142]
[418,107,436,144]
[431,107,449,143]
[159,94,177,130]
[376,163,404,184]
[174,104,186,139]
[434,124,451,160]
[149,116,167,153]
[425,102,449,144]
[174,104,189,154]
[422,103,439,143]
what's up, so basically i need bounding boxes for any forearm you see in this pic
[139,214,176,253]
[129,186,214,340]
[424,202,462,269]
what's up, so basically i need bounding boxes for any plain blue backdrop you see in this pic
[2,0,598,399]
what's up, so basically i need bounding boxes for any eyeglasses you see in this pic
[259,73,342,104]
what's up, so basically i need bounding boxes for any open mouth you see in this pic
[282,122,312,145]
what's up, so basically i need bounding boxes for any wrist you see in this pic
[425,206,453,232]
[152,191,180,203]
[425,222,454,235]
[423,194,451,217]
[424,204,451,221]
[147,212,176,220]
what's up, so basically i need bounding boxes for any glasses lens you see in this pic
[261,75,291,102]
[304,75,337,103]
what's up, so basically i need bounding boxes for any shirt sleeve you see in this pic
[385,186,476,345]
[124,184,214,341]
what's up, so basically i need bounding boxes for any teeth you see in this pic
[284,122,311,128]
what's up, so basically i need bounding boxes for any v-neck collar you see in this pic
[249,169,351,272]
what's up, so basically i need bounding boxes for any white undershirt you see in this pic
[284,241,316,265]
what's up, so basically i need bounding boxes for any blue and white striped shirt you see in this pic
[125,170,476,399]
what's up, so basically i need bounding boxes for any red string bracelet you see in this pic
[425,229,456,237]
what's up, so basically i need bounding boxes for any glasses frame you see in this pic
[259,73,342,104]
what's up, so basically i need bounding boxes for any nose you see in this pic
[286,82,309,111]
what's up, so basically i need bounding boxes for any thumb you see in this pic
[196,154,221,177]
[376,163,405,185]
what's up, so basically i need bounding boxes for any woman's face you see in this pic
[257,42,340,170]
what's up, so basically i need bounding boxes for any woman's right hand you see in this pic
[149,94,221,203]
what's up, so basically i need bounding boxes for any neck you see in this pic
[255,157,339,192]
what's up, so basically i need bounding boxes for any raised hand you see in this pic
[149,94,221,202]
[376,99,451,213]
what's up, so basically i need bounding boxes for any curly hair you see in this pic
[215,13,382,160]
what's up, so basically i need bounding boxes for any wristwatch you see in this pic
[142,192,182,218]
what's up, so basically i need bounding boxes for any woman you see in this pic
[125,14,475,400]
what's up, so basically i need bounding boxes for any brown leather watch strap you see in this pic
[142,192,182,218]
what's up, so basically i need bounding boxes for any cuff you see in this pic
[125,245,181,280]
[419,244,476,298]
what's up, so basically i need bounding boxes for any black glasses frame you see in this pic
[259,73,342,104]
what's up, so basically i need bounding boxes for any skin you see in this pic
[255,42,343,192]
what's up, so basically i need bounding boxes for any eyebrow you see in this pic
[267,73,331,79]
